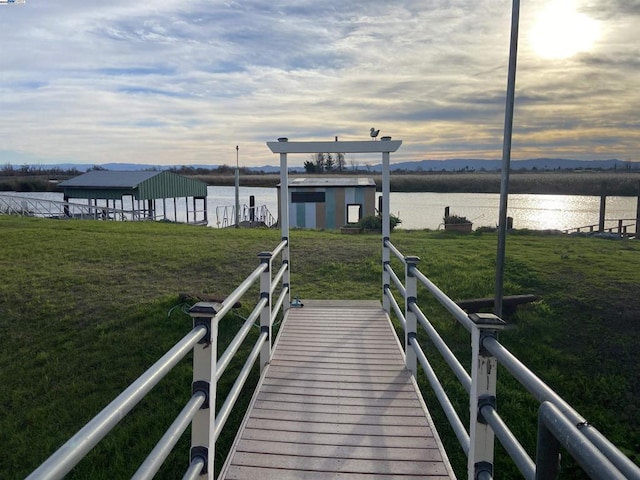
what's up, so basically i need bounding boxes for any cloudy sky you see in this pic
[0,0,637,168]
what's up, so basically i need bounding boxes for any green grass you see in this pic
[1,217,638,479]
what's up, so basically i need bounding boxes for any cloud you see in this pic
[0,0,637,166]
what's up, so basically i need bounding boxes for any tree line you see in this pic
[303,153,347,173]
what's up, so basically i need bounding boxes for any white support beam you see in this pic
[267,139,402,154]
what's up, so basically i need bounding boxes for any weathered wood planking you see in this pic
[218,300,456,479]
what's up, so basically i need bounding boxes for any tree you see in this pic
[314,153,325,173]
[303,160,316,173]
[336,153,346,173]
[324,153,335,172]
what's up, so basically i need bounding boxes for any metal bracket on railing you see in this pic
[475,461,493,480]
[477,395,496,424]
[190,446,208,475]
[258,251,272,267]
[469,312,506,356]
[192,381,210,409]
[189,302,220,345]
[192,317,212,345]
[261,325,270,340]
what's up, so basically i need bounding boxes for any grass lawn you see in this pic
[0,216,638,479]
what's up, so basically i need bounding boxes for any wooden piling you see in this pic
[599,182,607,232]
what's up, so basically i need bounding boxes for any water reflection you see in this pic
[382,192,636,231]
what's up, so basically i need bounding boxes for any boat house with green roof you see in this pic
[58,170,208,224]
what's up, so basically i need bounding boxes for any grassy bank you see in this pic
[1,217,638,478]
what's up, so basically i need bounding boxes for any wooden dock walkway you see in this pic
[218,300,456,480]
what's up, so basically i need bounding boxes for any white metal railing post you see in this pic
[382,150,391,313]
[468,312,506,480]
[189,302,219,480]
[404,256,420,375]
[258,252,273,372]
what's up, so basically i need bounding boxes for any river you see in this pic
[212,187,638,231]
[4,187,637,231]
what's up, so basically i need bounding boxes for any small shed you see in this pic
[58,170,208,224]
[278,177,376,229]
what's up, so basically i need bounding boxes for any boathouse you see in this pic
[278,177,376,229]
[58,170,208,224]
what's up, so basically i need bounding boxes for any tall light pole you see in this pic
[494,0,521,317]
[235,145,240,228]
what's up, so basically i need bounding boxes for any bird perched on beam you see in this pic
[370,127,380,140]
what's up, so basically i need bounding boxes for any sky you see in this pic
[0,0,638,168]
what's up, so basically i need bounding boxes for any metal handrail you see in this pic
[26,325,207,480]
[133,391,207,480]
[214,331,268,441]
[410,335,470,455]
[385,262,406,298]
[483,335,640,479]
[537,402,627,480]
[383,239,640,480]
[271,286,290,325]
[384,285,405,331]
[216,297,267,382]
[384,237,406,263]
[271,263,288,295]
[27,238,291,480]
[410,302,471,393]
[182,456,205,480]
[213,262,268,323]
[480,404,535,479]
[409,265,475,332]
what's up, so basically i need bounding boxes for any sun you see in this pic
[530,1,600,59]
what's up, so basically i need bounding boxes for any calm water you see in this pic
[4,187,637,231]
[210,187,637,231]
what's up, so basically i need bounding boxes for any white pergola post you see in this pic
[279,145,291,309]
[382,150,391,314]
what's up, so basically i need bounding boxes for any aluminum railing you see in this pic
[26,239,290,480]
[563,218,637,236]
[382,238,640,480]
[0,193,207,224]
[215,204,277,228]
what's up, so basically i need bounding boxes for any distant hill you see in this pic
[9,158,637,173]
[375,158,634,172]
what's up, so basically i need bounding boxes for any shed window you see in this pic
[292,191,325,203]
[347,204,362,224]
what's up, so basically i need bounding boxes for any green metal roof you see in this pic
[59,171,207,200]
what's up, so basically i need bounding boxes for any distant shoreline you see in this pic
[190,171,640,197]
[2,171,639,196]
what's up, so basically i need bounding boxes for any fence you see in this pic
[215,204,277,228]
[563,218,638,237]
[382,238,640,480]
[0,194,207,224]
[26,239,290,480]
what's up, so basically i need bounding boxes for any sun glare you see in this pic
[530,1,600,59]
